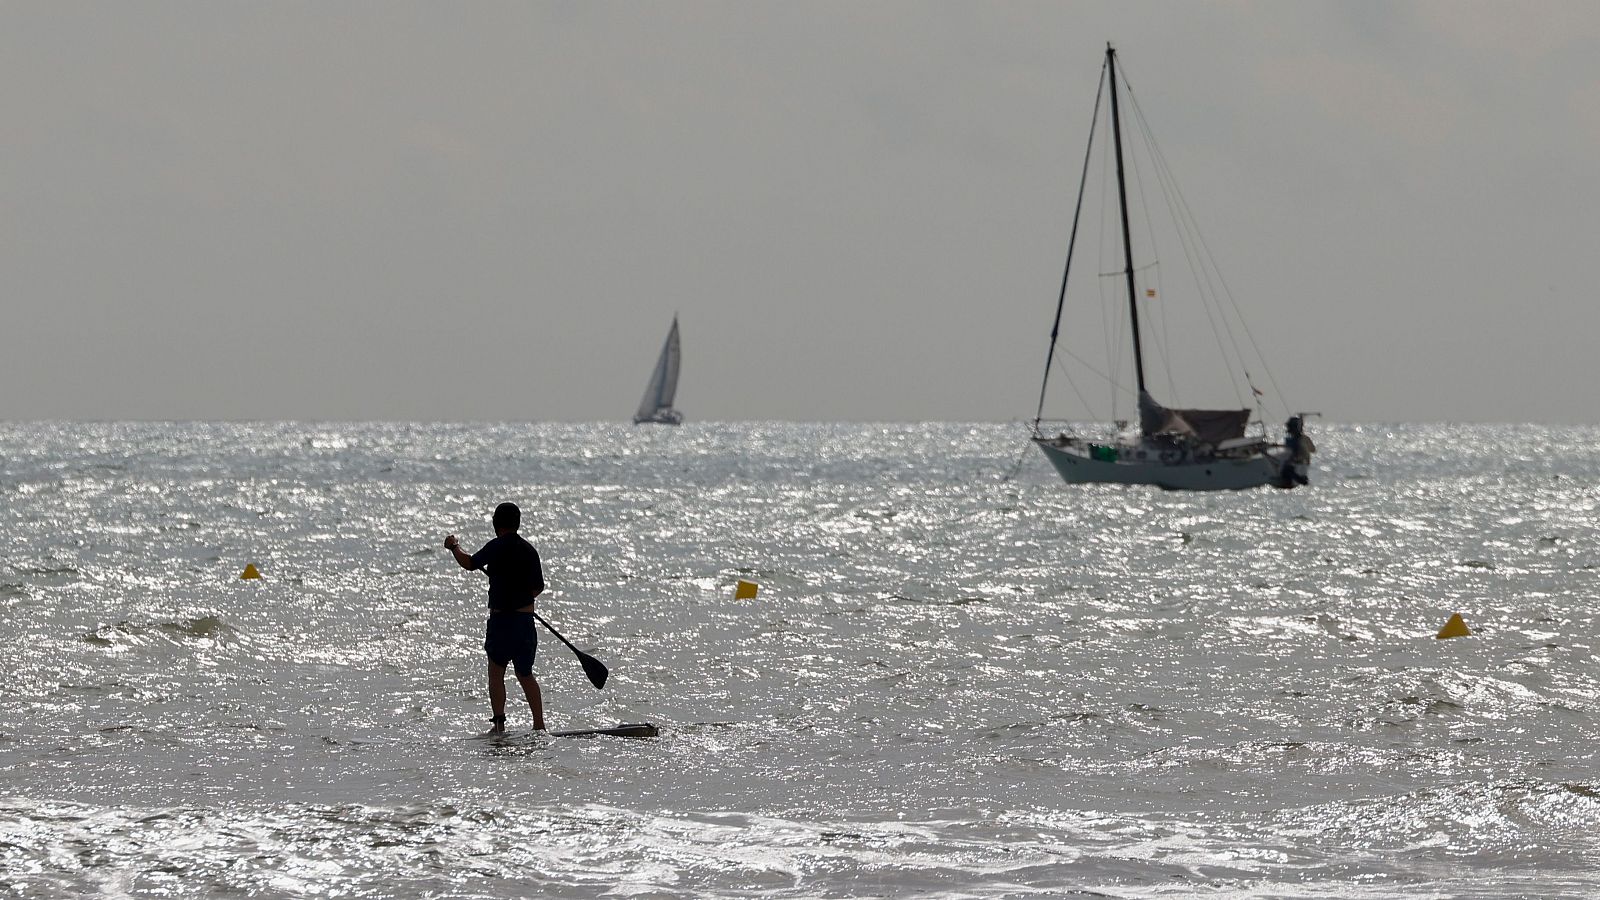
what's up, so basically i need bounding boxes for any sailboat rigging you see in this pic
[634,316,684,426]
[1029,44,1314,490]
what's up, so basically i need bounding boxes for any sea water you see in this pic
[0,422,1596,898]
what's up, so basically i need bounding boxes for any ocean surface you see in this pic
[1,422,1596,898]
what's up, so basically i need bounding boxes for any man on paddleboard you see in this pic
[444,502,547,733]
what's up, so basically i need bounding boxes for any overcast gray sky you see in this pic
[3,2,1597,423]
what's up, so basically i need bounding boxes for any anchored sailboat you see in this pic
[634,316,684,426]
[1029,45,1313,490]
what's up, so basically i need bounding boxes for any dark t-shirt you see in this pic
[470,533,545,611]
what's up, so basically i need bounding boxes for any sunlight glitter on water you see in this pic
[1,422,1598,896]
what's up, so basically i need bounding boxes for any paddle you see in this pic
[533,612,609,690]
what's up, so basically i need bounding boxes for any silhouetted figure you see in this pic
[444,502,546,733]
[1281,416,1314,487]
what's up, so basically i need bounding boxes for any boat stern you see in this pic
[1268,415,1316,489]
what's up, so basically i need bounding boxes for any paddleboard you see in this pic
[550,722,658,739]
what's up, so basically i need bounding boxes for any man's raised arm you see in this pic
[444,535,478,570]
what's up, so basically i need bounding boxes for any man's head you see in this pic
[493,502,521,534]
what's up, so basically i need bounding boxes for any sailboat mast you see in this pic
[1106,44,1148,398]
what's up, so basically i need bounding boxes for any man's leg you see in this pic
[487,662,508,732]
[516,674,546,731]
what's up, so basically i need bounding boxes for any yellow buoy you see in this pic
[734,580,758,600]
[1435,612,1471,639]
[240,564,262,580]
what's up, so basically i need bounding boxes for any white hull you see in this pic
[633,409,684,426]
[1034,438,1300,491]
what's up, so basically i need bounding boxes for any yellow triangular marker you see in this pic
[734,580,758,600]
[1435,612,1470,639]
[240,564,262,580]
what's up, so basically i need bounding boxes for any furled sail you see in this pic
[1138,391,1249,446]
[634,317,681,422]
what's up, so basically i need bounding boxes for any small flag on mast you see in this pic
[1145,288,1157,298]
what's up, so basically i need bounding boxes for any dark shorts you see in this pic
[484,612,537,677]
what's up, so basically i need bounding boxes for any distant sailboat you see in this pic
[1029,45,1314,490]
[634,316,684,426]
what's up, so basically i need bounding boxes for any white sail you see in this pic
[634,317,684,425]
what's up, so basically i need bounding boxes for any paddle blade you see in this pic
[577,651,609,690]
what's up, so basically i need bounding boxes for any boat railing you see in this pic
[1031,419,1129,443]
